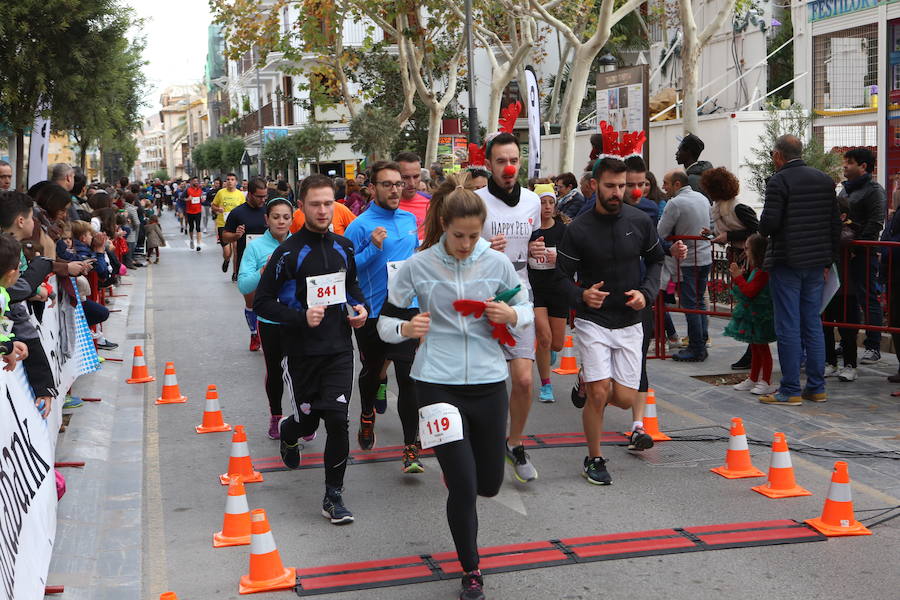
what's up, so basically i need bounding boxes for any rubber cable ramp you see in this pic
[292,519,826,596]
[255,431,628,472]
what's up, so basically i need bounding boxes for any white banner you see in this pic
[27,112,52,190]
[524,67,542,179]
[0,278,98,599]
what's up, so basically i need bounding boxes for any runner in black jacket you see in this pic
[254,174,367,525]
[556,157,665,486]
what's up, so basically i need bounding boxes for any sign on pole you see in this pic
[524,67,542,178]
[595,65,650,162]
[27,110,51,188]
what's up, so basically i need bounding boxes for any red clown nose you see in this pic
[502,165,517,177]
[631,188,643,200]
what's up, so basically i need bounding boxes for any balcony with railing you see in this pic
[236,102,274,136]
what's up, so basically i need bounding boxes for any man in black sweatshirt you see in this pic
[254,174,367,525]
[557,157,665,486]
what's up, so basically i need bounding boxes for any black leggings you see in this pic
[281,408,349,489]
[356,319,418,445]
[639,306,652,392]
[258,321,284,415]
[416,381,508,573]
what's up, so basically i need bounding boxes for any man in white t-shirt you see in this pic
[475,132,544,484]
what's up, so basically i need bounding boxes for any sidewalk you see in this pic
[45,268,148,599]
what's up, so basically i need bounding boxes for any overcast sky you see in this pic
[130,0,213,117]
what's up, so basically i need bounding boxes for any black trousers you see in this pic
[258,321,284,415]
[281,352,352,489]
[416,381,508,573]
[355,318,418,445]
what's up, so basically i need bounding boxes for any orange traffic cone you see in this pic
[711,417,765,479]
[214,477,251,547]
[126,346,155,384]
[805,461,872,536]
[238,509,296,595]
[622,389,671,441]
[196,385,232,433]
[220,425,264,485]
[160,594,178,600]
[155,362,187,404]
[553,335,579,375]
[751,433,812,499]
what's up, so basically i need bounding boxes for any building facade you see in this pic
[793,0,898,192]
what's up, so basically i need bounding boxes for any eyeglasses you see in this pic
[252,193,269,200]
[375,181,405,190]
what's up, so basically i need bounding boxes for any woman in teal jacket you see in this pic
[238,198,293,440]
[377,174,533,600]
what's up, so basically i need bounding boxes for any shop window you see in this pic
[813,24,878,111]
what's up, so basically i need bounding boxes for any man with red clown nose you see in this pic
[476,131,543,484]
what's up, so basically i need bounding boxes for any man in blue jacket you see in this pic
[343,160,423,473]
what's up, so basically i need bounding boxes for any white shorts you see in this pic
[574,319,643,389]
[501,321,536,361]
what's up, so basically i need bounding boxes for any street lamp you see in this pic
[598,53,617,73]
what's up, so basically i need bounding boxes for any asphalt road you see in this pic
[139,211,899,600]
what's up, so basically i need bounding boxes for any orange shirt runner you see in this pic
[290,201,356,235]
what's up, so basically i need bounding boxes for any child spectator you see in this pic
[0,194,58,417]
[144,215,166,263]
[0,235,31,379]
[727,234,777,395]
[823,196,860,382]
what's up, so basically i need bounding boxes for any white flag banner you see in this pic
[524,67,541,179]
[27,111,51,189]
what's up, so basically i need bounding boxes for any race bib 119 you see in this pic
[418,403,464,449]
[306,272,347,307]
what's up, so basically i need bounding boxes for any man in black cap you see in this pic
[675,134,712,199]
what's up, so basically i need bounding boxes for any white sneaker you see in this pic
[824,364,839,377]
[837,366,858,382]
[751,382,778,395]
[733,378,756,391]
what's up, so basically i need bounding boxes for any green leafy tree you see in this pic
[151,169,169,180]
[192,143,209,173]
[743,104,842,198]
[290,122,336,173]
[218,136,247,174]
[349,105,399,162]
[262,135,297,177]
[0,0,128,184]
[52,11,147,171]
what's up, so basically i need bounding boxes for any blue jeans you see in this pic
[680,265,710,354]
[770,265,826,395]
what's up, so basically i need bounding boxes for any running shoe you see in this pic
[801,389,828,403]
[267,415,281,440]
[190,240,194,249]
[627,428,654,451]
[571,370,586,409]
[750,382,778,395]
[550,350,558,366]
[538,383,555,403]
[249,333,261,352]
[358,413,376,450]
[824,364,839,377]
[322,488,354,525]
[221,259,229,273]
[62,395,83,409]
[278,416,301,469]
[837,366,857,382]
[374,382,388,414]
[672,349,708,362]
[860,348,881,364]
[96,340,119,350]
[459,570,485,600]
[401,444,424,474]
[759,391,802,406]
[582,456,612,485]
[732,377,756,391]
[231,272,237,282]
[506,443,538,483]
[196,245,201,252]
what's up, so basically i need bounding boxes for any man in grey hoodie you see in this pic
[658,169,713,361]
